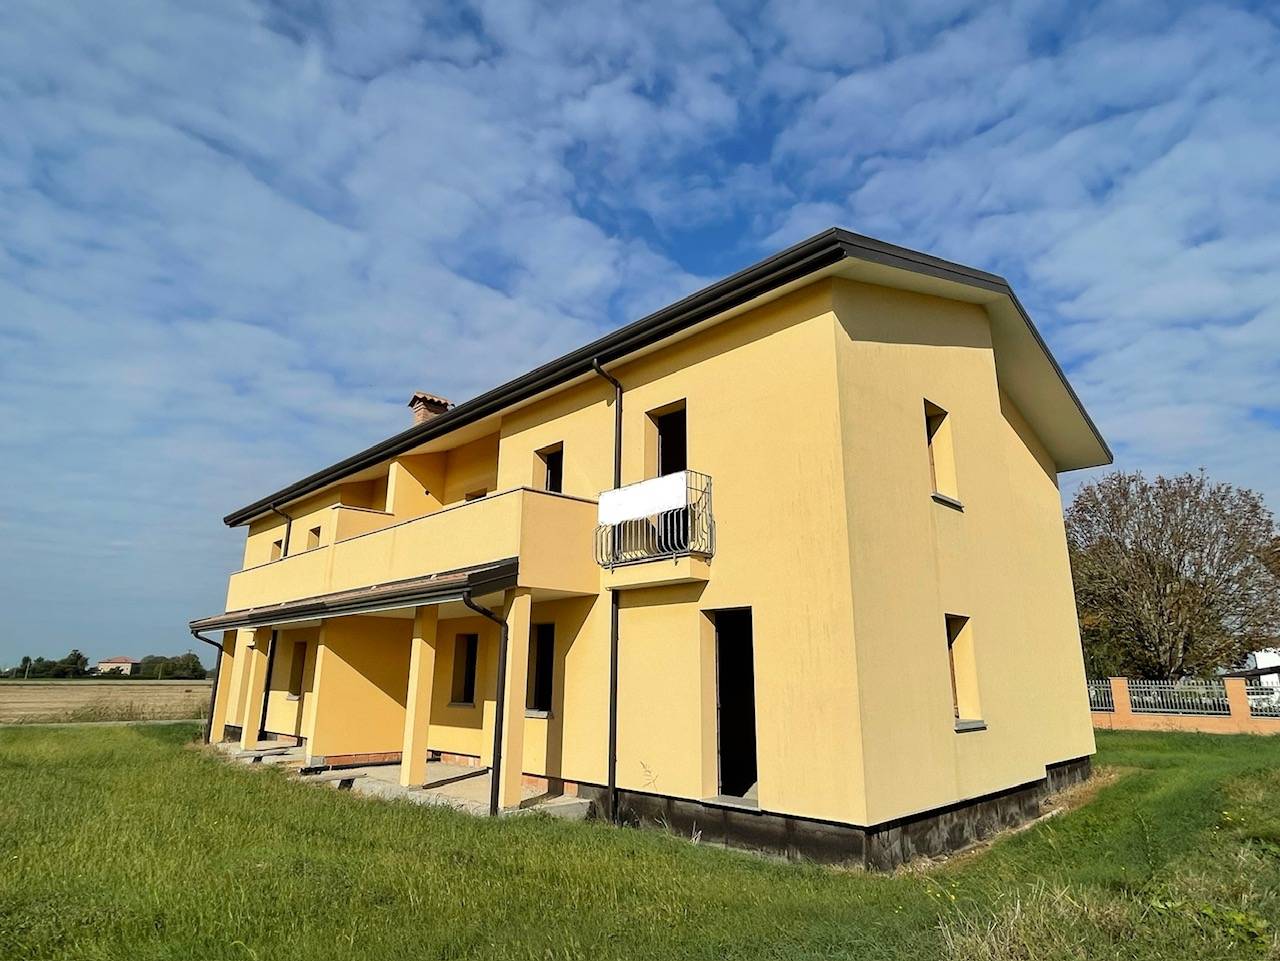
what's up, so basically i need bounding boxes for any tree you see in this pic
[138,655,168,679]
[136,652,207,680]
[164,652,207,679]
[1066,470,1280,679]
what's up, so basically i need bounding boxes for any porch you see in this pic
[214,742,593,819]
[196,572,601,814]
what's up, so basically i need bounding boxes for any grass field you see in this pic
[1,727,1278,960]
[0,680,210,724]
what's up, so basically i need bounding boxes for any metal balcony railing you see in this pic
[594,470,715,568]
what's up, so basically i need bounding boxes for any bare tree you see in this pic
[1066,470,1280,679]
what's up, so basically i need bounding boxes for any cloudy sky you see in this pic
[1,0,1277,666]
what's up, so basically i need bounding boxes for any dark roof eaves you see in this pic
[224,227,1110,525]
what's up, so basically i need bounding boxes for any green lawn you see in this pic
[1,727,1278,960]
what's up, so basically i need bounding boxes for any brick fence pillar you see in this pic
[1224,677,1251,723]
[1110,677,1133,720]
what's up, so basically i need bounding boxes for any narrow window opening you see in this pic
[306,526,321,550]
[946,614,982,727]
[451,634,478,705]
[270,539,284,561]
[287,641,307,698]
[526,623,555,714]
[714,609,758,801]
[538,445,564,494]
[924,399,959,502]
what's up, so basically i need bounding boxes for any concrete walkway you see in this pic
[213,742,593,821]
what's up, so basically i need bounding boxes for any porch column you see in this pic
[206,631,236,743]
[497,589,533,809]
[239,627,272,750]
[399,606,440,787]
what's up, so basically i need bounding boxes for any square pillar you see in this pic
[1109,677,1132,719]
[206,630,237,743]
[497,589,533,809]
[1224,677,1251,722]
[239,628,273,750]
[400,606,440,787]
[301,630,329,765]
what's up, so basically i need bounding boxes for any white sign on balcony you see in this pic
[598,471,687,525]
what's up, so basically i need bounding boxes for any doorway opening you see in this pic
[655,405,687,476]
[714,608,758,802]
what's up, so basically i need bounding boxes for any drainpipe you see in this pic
[591,357,623,823]
[463,592,508,817]
[591,358,622,491]
[190,630,223,745]
[269,503,293,557]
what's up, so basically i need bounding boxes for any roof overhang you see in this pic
[224,228,1111,526]
[188,558,518,633]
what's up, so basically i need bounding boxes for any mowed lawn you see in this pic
[2,727,1279,960]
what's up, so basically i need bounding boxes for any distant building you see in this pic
[96,656,139,676]
[1248,649,1280,688]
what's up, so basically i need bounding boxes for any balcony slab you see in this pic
[602,555,711,591]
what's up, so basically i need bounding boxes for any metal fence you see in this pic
[1246,684,1280,718]
[1126,678,1230,715]
[1086,679,1114,712]
[594,471,715,568]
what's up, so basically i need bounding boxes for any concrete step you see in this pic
[259,753,305,767]
[233,747,294,763]
[504,796,595,821]
[299,770,367,789]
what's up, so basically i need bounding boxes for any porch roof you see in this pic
[189,557,518,634]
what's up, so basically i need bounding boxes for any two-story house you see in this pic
[190,228,1111,868]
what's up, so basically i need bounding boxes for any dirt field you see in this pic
[0,680,211,723]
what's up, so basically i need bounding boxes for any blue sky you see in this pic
[1,0,1278,666]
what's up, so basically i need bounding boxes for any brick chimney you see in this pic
[408,391,451,425]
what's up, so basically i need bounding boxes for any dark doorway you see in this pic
[655,406,687,475]
[526,623,555,713]
[714,609,758,799]
[540,445,563,494]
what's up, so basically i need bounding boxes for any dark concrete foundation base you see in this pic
[581,756,1091,870]
[220,726,301,748]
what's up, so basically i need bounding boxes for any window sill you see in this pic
[524,709,552,720]
[931,492,965,512]
[954,718,986,733]
[447,701,476,709]
[285,694,301,702]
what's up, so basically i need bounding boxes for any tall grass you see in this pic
[0,727,1277,960]
[10,701,208,724]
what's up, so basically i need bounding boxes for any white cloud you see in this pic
[0,0,1276,663]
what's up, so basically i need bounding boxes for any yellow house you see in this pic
[191,228,1110,868]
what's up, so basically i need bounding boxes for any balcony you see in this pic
[594,470,714,588]
[224,488,599,613]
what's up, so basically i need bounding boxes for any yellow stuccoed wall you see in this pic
[225,489,598,611]
[217,273,1094,828]
[491,282,865,822]
[243,481,387,569]
[831,278,1094,824]
[307,616,412,759]
[262,626,319,737]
